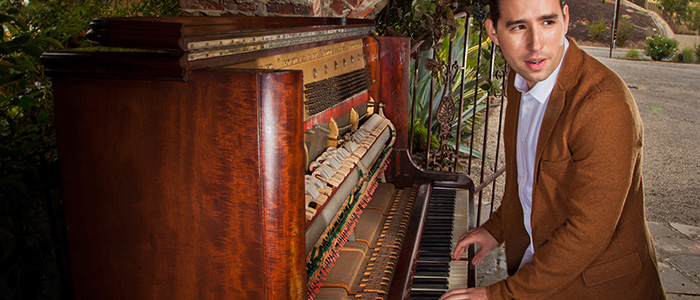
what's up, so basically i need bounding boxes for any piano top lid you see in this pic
[87,16,376,53]
[43,16,376,81]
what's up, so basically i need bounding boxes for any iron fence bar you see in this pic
[474,166,506,193]
[475,42,495,226]
[425,50,436,170]
[446,38,455,172]
[490,65,507,217]
[467,22,483,175]
[454,16,472,172]
[409,56,419,154]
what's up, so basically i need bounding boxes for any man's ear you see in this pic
[485,18,500,46]
[562,4,570,35]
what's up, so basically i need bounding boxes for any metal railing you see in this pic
[407,12,508,264]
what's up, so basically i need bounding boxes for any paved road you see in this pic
[580,45,646,59]
[583,46,700,228]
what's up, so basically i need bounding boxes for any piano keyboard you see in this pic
[311,183,471,299]
[410,188,469,299]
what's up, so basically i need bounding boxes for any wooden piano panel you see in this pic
[370,36,411,149]
[52,69,305,299]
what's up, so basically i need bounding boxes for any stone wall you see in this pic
[179,0,387,18]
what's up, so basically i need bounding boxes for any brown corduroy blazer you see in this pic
[481,38,666,300]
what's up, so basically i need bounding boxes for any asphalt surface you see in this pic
[581,46,700,228]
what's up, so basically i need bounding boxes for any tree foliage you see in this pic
[658,0,691,23]
[1,1,178,298]
[657,0,700,31]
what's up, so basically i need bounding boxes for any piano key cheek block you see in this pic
[42,16,474,300]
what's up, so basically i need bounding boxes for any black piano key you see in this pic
[415,264,450,273]
[427,215,454,221]
[420,234,452,241]
[414,269,450,277]
[424,225,453,230]
[420,245,451,252]
[417,261,450,268]
[419,252,451,261]
[411,290,448,299]
[430,196,455,201]
[412,277,449,289]
[420,241,451,248]
[425,218,454,224]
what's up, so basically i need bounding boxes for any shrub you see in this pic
[616,15,634,46]
[411,120,439,152]
[624,48,641,60]
[695,44,700,63]
[677,47,696,63]
[1,1,178,299]
[643,36,679,61]
[588,19,607,41]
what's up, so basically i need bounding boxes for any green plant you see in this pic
[411,119,439,152]
[587,19,607,41]
[616,15,634,46]
[624,48,641,60]
[407,17,494,161]
[643,36,679,61]
[677,47,696,62]
[695,44,700,62]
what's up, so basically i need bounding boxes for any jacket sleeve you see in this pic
[481,195,506,244]
[487,87,643,299]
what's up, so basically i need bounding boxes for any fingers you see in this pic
[452,229,480,260]
[453,242,467,260]
[452,228,499,262]
[472,247,488,265]
[438,288,469,300]
[439,287,489,300]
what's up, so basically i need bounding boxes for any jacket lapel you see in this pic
[533,85,565,176]
[533,38,582,177]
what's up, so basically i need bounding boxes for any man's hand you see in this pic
[438,287,488,300]
[452,227,499,265]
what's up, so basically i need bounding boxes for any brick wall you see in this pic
[180,0,387,18]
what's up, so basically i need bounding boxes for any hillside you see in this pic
[567,0,661,47]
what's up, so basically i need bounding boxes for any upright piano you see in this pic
[42,16,474,299]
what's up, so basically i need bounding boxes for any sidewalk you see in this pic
[473,204,700,298]
[649,221,700,298]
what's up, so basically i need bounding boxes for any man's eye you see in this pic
[544,20,556,26]
[511,25,525,31]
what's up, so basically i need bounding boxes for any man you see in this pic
[439,0,666,299]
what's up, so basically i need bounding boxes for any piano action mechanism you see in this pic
[42,16,475,300]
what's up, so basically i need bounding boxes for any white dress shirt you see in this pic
[514,39,569,269]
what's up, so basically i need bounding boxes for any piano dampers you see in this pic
[304,67,371,117]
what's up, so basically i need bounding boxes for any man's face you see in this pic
[485,0,569,89]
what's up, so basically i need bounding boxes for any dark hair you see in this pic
[489,0,566,24]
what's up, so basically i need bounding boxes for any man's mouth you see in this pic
[526,58,546,69]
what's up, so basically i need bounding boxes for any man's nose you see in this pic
[528,27,544,52]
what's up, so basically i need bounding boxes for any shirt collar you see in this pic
[514,38,570,104]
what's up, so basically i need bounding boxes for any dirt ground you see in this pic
[566,0,661,48]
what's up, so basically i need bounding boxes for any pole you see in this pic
[609,0,621,58]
